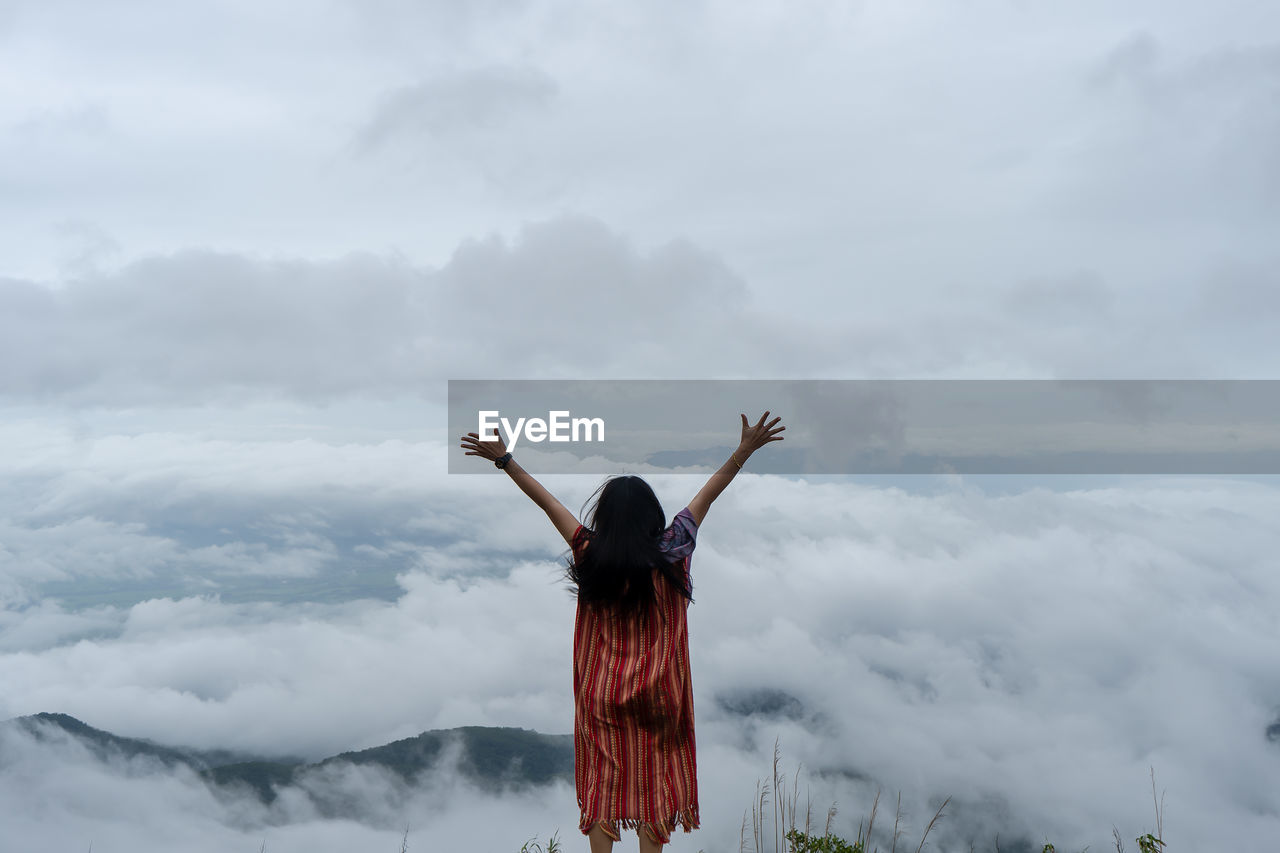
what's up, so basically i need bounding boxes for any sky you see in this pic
[2,0,1279,851]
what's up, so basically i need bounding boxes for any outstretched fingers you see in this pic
[460,431,505,460]
[740,411,786,452]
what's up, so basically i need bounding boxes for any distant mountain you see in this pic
[715,687,808,721]
[5,712,269,771]
[1,712,573,809]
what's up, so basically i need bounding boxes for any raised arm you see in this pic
[686,411,785,527]
[459,431,580,546]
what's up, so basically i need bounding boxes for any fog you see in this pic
[4,0,1280,850]
[4,440,1279,849]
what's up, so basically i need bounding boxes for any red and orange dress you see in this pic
[570,506,700,844]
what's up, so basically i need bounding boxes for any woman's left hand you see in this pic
[460,431,508,462]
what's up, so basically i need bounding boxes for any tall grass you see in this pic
[738,738,948,853]
[519,831,562,853]
[736,740,1168,853]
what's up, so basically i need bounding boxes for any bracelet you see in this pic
[731,452,743,470]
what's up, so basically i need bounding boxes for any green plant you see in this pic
[519,830,561,853]
[1135,835,1165,853]
[785,828,863,853]
[1133,766,1166,853]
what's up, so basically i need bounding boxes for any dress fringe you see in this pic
[579,805,700,843]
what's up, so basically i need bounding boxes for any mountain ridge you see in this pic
[1,712,574,810]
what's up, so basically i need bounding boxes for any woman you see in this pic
[460,412,785,851]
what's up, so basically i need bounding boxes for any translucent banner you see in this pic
[447,380,1280,475]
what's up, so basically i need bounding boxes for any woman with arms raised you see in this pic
[460,412,785,852]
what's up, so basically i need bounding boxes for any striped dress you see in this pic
[571,506,700,844]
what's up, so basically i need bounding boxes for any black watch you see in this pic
[495,452,512,469]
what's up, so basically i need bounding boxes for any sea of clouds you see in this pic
[3,423,1278,851]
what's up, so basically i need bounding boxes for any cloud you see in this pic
[357,65,558,150]
[0,600,123,653]
[1192,259,1280,334]
[7,207,1274,416]
[0,418,607,607]
[1064,34,1280,220]
[10,102,111,140]
[0,715,582,853]
[3,471,1280,849]
[1000,271,1114,324]
[0,215,781,405]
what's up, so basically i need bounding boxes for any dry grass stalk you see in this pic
[913,795,951,853]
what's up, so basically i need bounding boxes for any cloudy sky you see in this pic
[2,1,1279,851]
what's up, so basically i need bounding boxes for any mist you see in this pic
[5,0,1280,849]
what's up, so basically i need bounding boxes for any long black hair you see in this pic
[566,475,693,613]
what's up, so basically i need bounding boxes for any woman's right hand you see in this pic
[460,431,507,463]
[737,411,785,458]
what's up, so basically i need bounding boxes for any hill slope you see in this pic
[2,712,573,809]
